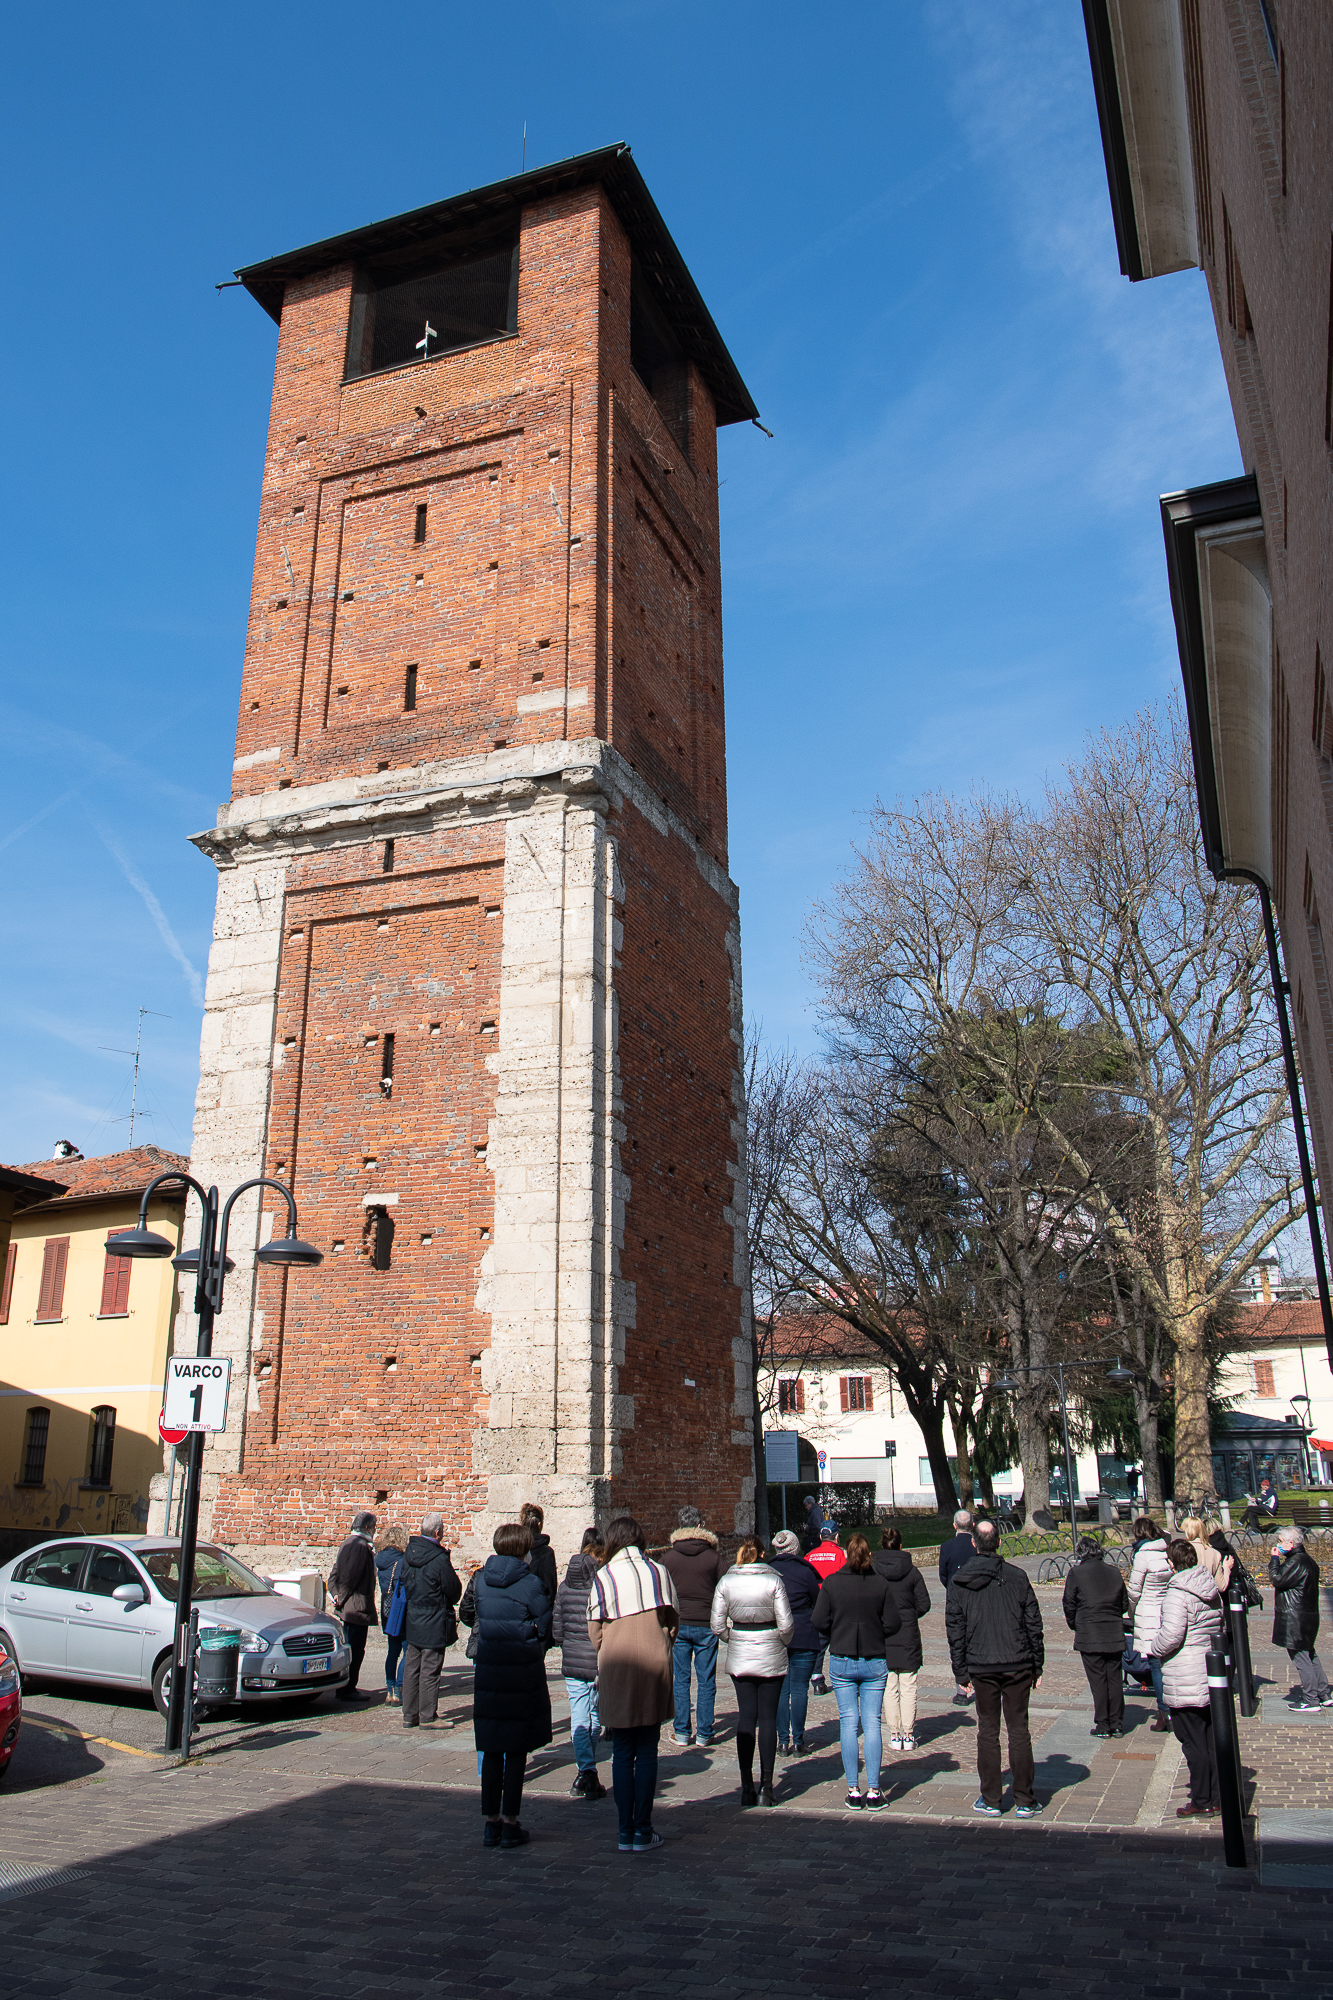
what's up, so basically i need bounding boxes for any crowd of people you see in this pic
[320,1494,1329,1849]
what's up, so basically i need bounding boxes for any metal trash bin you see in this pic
[197,1626,242,1703]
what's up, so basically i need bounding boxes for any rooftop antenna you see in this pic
[522,121,527,173]
[100,1007,171,1144]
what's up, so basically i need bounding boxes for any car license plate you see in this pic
[301,1658,330,1675]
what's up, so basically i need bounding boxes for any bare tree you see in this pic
[811,701,1300,1502]
[744,1028,818,1543]
[1007,706,1299,1497]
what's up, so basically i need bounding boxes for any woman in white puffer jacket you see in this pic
[1155,1539,1225,1817]
[710,1541,794,1808]
[1126,1519,1173,1732]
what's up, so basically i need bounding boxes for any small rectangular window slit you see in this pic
[404,664,418,712]
[383,838,395,873]
[380,1033,394,1098]
[414,503,427,543]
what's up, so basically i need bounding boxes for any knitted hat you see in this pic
[771,1529,800,1557]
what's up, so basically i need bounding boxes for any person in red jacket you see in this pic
[806,1525,846,1693]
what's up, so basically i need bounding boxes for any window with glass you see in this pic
[15,1542,86,1589]
[141,1545,272,1601]
[87,1406,116,1487]
[345,236,519,381]
[19,1406,50,1485]
[83,1548,140,1596]
[777,1377,804,1415]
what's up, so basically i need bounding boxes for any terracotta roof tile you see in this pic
[0,1145,190,1206]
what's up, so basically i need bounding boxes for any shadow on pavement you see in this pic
[4,1714,109,1794]
[0,1776,1321,2000]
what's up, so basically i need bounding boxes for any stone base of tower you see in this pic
[179,740,754,1567]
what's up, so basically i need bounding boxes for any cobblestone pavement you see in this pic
[3,1583,1331,1997]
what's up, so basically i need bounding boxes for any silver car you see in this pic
[0,1536,351,1715]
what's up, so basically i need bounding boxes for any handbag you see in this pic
[385,1574,408,1639]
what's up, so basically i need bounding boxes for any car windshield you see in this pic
[141,1546,271,1601]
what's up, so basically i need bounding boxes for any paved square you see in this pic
[3,1581,1331,1997]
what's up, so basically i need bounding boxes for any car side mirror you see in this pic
[112,1582,147,1606]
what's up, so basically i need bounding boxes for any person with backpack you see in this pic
[375,1523,408,1705]
[553,1528,607,1797]
[400,1511,462,1732]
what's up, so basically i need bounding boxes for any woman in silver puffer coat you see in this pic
[710,1540,795,1807]
[1155,1539,1225,1817]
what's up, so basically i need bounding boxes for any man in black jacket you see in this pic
[1270,1526,1331,1709]
[946,1520,1045,1816]
[938,1511,976,1589]
[1061,1537,1130,1736]
[401,1512,462,1730]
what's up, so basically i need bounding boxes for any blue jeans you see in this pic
[565,1675,601,1770]
[778,1649,818,1745]
[672,1624,718,1738]
[385,1633,404,1689]
[830,1655,888,1792]
[611,1725,659,1843]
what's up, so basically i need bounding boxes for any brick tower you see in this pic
[184,146,759,1561]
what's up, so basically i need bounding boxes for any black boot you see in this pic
[741,1780,758,1807]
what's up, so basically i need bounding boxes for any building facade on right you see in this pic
[1084,4,1333,1370]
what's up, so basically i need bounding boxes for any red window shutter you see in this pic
[1254,1358,1276,1397]
[863,1377,873,1412]
[36,1237,70,1320]
[795,1379,805,1415]
[840,1377,849,1412]
[100,1231,133,1315]
[0,1242,15,1324]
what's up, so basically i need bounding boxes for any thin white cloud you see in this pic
[90,816,205,1009]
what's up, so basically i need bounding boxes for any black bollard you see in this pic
[1227,1589,1258,1717]
[1206,1648,1247,1868]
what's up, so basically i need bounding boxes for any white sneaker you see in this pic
[888,1735,904,1751]
[901,1735,917,1751]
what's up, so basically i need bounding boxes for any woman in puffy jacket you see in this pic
[710,1540,795,1808]
[463,1521,553,1849]
[1155,1539,1224,1817]
[1126,1518,1172,1732]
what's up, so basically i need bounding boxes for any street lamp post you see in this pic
[107,1171,321,1755]
[992,1357,1136,1555]
[1291,1394,1312,1488]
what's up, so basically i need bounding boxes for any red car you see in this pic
[0,1638,19,1781]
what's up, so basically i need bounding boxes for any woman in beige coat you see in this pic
[587,1515,679,1853]
[710,1540,795,1808]
[1180,1517,1235,1589]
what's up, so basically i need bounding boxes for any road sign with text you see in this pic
[164,1357,232,1433]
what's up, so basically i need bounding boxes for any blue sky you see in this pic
[0,0,1240,1168]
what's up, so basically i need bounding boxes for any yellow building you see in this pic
[0,1145,187,1553]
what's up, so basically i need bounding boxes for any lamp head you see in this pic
[104,1227,175,1260]
[256,1231,323,1269]
[171,1249,235,1276]
[1105,1359,1136,1388]
[992,1372,1020,1393]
